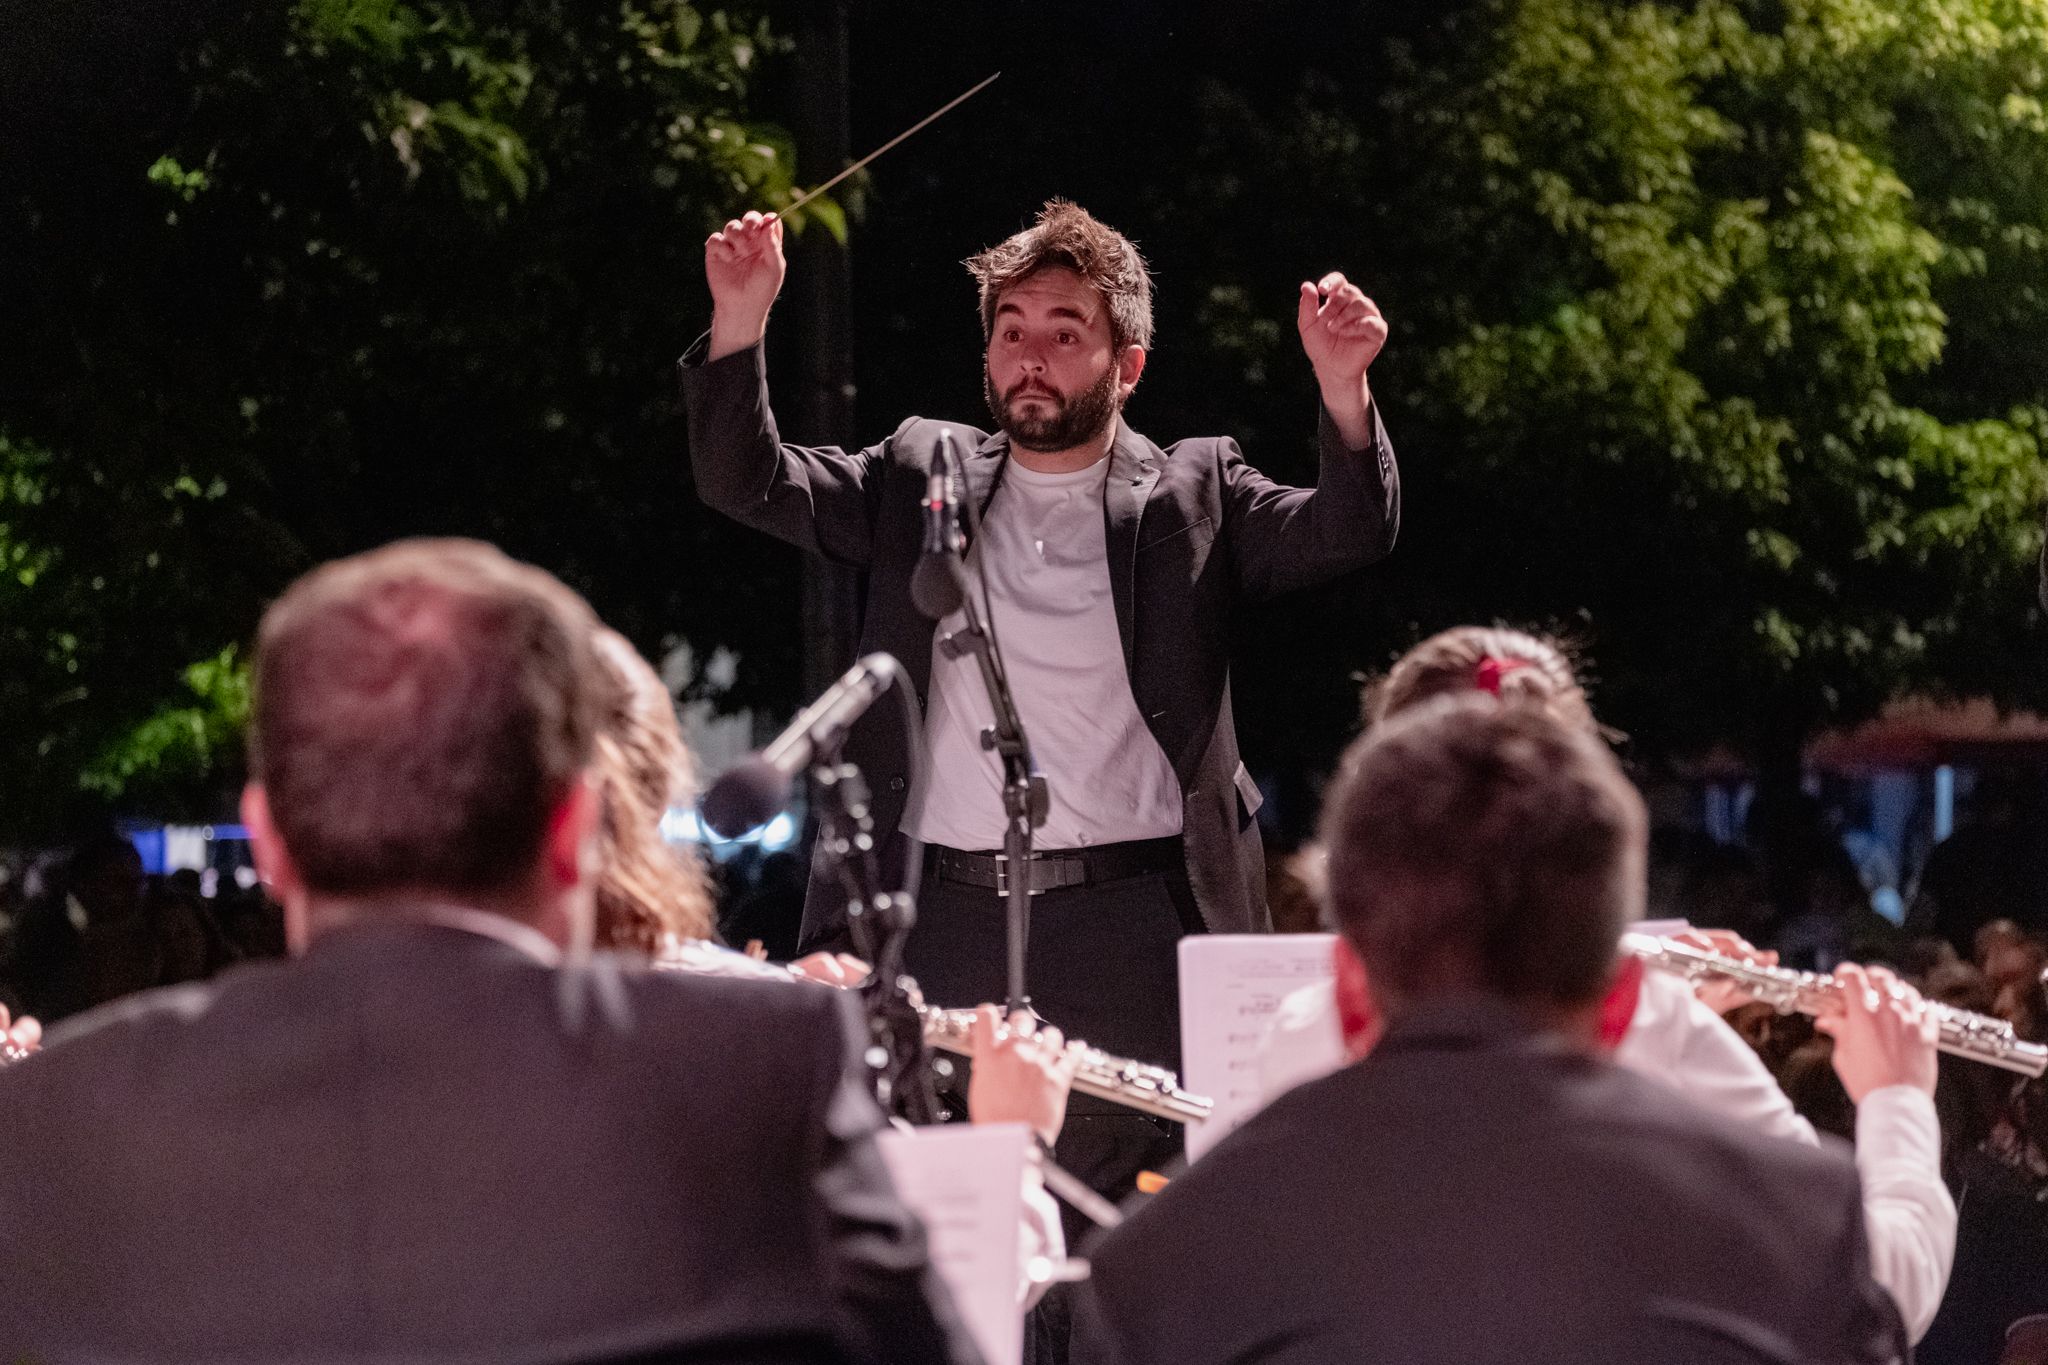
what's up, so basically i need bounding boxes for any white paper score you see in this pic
[876,1121,1030,1365]
[1178,933,1338,1161]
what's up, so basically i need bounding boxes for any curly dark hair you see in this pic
[965,199,1155,352]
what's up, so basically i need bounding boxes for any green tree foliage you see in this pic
[80,648,252,803]
[0,0,811,837]
[1151,0,2048,765]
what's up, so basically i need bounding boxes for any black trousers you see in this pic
[905,862,1195,1255]
[904,861,1198,1070]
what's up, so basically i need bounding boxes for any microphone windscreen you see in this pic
[699,757,793,839]
[910,554,966,620]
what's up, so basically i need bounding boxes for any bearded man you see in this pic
[681,200,1398,1197]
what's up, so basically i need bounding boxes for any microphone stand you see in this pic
[811,750,943,1125]
[931,435,1049,1017]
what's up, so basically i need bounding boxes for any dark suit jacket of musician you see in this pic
[1070,999,1910,1365]
[0,920,980,1365]
[680,340,1400,951]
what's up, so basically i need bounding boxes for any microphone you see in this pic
[909,430,966,619]
[698,654,904,838]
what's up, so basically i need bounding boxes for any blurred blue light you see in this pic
[662,805,799,854]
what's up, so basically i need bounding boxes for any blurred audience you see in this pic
[1911,766,2048,954]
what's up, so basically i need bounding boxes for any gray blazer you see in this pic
[1069,998,1909,1365]
[680,340,1399,949]
[0,920,980,1365]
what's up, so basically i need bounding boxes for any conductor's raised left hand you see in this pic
[1297,272,1386,445]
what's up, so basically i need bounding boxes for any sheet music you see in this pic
[1179,933,1338,1161]
[876,1122,1029,1365]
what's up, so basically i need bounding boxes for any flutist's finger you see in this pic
[1838,961,1881,1015]
[971,1003,1003,1054]
[1678,929,1776,968]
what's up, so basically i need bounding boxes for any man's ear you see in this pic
[1332,936,1384,1062]
[1117,344,1146,402]
[543,773,601,892]
[242,784,310,952]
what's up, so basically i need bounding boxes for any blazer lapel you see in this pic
[961,429,1009,548]
[1103,422,1160,676]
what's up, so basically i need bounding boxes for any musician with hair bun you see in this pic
[1074,691,1906,1364]
[1258,624,1957,1343]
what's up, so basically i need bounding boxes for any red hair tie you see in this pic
[1473,656,1531,696]
[1597,954,1645,1050]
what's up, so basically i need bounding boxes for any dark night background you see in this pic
[2,0,2045,856]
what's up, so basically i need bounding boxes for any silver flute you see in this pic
[653,941,1216,1123]
[1621,931,2048,1078]
[920,1006,1215,1124]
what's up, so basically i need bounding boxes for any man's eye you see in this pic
[1002,330,1023,343]
[1057,332,1076,345]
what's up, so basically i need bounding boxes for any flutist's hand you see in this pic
[1818,962,1938,1102]
[1676,929,1776,1015]
[789,952,870,988]
[967,1005,1079,1146]
[705,210,786,361]
[0,1003,41,1059]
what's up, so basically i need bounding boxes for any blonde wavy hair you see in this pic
[590,630,715,951]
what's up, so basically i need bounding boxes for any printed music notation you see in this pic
[1177,934,1338,1162]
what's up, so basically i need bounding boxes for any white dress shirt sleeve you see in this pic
[1617,970,1820,1147]
[1018,1164,1067,1310]
[1853,1085,1956,1343]
[1620,972,1955,1343]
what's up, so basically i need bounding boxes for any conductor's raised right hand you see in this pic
[706,211,785,362]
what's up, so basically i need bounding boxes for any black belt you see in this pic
[925,837,1184,897]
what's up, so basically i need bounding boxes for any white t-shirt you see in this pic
[901,452,1182,851]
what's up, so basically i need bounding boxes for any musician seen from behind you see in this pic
[1070,695,1909,1365]
[681,199,1399,1200]
[0,538,979,1365]
[1257,626,1955,1342]
[584,625,1077,1306]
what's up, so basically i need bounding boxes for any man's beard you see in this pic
[984,361,1121,453]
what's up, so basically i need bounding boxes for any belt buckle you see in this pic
[990,853,1047,898]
